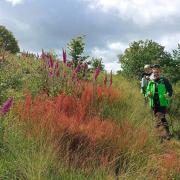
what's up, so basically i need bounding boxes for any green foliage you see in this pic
[119,40,172,79]
[67,35,89,67]
[0,59,23,104]
[0,112,108,180]
[0,25,20,54]
[90,57,105,71]
[167,44,180,83]
[0,52,179,180]
[168,83,180,139]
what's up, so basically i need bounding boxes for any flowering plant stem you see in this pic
[92,78,97,115]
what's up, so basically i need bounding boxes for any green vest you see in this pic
[146,78,169,107]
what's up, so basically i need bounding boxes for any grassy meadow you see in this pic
[0,52,179,180]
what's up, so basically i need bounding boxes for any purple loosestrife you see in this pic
[75,64,81,73]
[41,49,46,60]
[110,70,113,87]
[47,56,54,77]
[0,97,13,115]
[72,64,81,81]
[55,61,59,70]
[55,61,60,77]
[48,55,54,68]
[40,50,47,66]
[62,49,67,64]
[94,64,101,80]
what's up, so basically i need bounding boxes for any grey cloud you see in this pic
[0,0,179,64]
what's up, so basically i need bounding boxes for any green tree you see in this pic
[119,40,172,79]
[67,35,89,67]
[91,57,105,71]
[166,44,180,83]
[0,25,20,53]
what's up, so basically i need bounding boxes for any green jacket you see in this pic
[146,77,173,108]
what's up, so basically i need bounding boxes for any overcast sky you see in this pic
[0,0,180,72]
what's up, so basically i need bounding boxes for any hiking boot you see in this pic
[165,135,171,141]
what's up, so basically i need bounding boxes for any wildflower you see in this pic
[109,70,113,87]
[55,61,59,70]
[75,64,81,73]
[62,48,67,64]
[48,55,54,68]
[0,97,13,115]
[55,61,60,77]
[94,64,101,80]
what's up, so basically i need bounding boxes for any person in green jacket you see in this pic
[146,64,173,142]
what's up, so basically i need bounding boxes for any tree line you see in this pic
[118,40,180,84]
[0,25,179,83]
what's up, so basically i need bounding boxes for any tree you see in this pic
[0,25,20,53]
[166,44,180,83]
[91,57,105,71]
[119,40,172,79]
[67,35,89,67]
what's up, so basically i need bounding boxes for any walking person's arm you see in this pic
[163,78,173,97]
[146,81,152,98]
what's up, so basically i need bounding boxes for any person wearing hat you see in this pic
[141,64,153,96]
[146,64,173,142]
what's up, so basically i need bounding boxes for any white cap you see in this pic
[144,64,151,69]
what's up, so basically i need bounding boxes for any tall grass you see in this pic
[0,52,179,179]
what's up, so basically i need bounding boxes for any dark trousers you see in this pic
[152,106,170,141]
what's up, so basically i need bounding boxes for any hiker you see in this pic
[141,65,153,97]
[146,64,173,142]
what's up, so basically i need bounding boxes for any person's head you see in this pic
[144,64,152,73]
[152,64,161,80]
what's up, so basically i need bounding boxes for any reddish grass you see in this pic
[161,151,180,174]
[14,82,150,169]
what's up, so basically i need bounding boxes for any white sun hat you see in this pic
[144,64,151,69]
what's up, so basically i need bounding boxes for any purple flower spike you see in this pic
[48,56,54,68]
[62,49,67,64]
[94,64,101,80]
[55,61,60,77]
[110,70,113,87]
[41,49,45,59]
[0,97,13,115]
[75,64,81,73]
[55,61,59,70]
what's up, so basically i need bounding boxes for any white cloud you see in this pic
[158,33,180,51]
[90,41,127,72]
[82,0,180,26]
[108,42,127,52]
[105,62,121,73]
[5,0,25,5]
